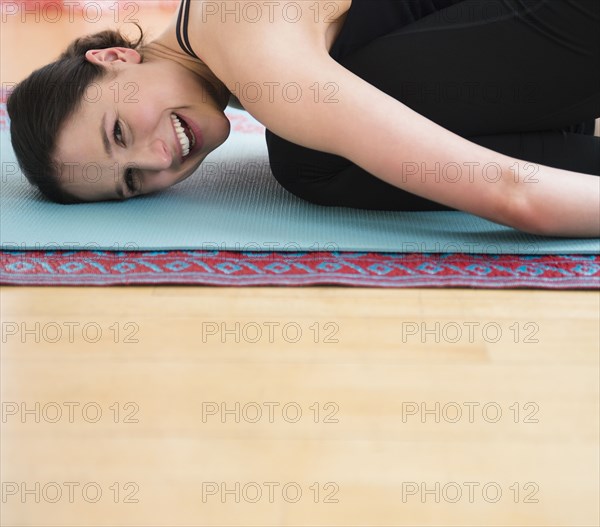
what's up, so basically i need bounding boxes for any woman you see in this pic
[7,0,600,237]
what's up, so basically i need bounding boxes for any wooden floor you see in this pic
[1,3,599,526]
[1,287,599,526]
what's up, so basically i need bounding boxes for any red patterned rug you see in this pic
[1,250,598,288]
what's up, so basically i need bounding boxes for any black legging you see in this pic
[265,0,600,211]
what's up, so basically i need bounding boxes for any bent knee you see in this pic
[268,160,339,206]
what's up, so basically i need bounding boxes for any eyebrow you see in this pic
[101,113,112,157]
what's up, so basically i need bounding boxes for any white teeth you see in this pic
[171,113,190,157]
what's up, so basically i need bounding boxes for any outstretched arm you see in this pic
[210,37,599,237]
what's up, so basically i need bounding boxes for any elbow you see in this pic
[511,208,551,236]
[491,176,552,236]
[500,187,552,237]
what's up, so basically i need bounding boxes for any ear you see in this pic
[84,47,141,66]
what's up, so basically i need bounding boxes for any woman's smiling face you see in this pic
[53,47,231,202]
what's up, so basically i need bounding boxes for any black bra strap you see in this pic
[176,0,201,60]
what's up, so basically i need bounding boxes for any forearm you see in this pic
[347,95,599,237]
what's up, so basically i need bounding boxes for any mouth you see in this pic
[170,113,196,161]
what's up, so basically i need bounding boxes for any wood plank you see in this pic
[1,286,598,526]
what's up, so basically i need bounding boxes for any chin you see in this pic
[218,122,232,146]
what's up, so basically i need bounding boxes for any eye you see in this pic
[113,120,125,147]
[125,168,140,194]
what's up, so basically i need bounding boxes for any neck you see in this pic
[142,41,231,111]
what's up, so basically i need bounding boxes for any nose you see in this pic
[132,139,173,171]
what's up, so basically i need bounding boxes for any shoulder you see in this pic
[186,1,355,137]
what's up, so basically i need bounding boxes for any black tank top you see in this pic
[329,0,462,62]
[328,0,595,135]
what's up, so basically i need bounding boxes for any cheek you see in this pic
[129,84,168,117]
[119,81,144,104]
[128,102,161,130]
[148,171,182,193]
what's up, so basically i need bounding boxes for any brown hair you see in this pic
[6,26,145,204]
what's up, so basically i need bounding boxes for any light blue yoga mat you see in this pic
[1,109,598,254]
